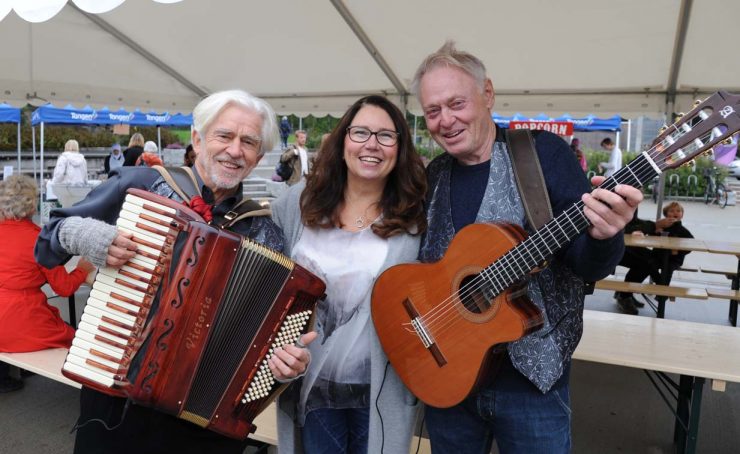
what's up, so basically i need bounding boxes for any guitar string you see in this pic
[421,129,713,336]
[417,127,681,329]
[415,124,718,337]
[425,126,724,333]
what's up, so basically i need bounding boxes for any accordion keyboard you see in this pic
[62,193,179,388]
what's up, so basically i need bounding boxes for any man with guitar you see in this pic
[410,42,643,453]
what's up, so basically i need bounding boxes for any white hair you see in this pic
[192,89,278,155]
[410,40,488,99]
[143,141,158,152]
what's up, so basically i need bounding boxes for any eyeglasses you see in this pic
[346,126,399,147]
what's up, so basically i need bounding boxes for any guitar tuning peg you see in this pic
[659,125,668,133]
[723,137,734,145]
[676,112,685,119]
[694,99,702,107]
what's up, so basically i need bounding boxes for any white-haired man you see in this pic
[412,42,642,454]
[35,90,315,454]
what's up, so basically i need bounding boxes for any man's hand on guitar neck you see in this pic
[581,176,643,240]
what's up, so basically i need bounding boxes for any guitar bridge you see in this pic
[411,318,433,348]
[403,298,447,367]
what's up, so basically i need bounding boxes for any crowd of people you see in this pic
[0,41,666,454]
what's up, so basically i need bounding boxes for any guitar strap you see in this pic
[504,131,595,295]
[504,129,553,230]
[151,165,270,228]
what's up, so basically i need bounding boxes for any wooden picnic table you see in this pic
[702,240,740,326]
[623,235,708,318]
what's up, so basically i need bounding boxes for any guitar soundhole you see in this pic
[458,275,496,314]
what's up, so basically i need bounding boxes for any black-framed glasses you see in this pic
[346,126,399,147]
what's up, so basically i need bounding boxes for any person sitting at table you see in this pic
[615,202,694,314]
[0,175,95,392]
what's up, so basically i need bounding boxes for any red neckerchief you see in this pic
[188,195,213,223]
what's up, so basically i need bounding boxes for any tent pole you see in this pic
[31,126,36,183]
[299,117,303,131]
[655,173,666,222]
[627,119,632,152]
[17,122,21,172]
[40,123,45,215]
[157,126,162,157]
[616,130,621,150]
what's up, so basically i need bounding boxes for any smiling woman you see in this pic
[271,95,428,453]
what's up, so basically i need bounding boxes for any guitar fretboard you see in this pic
[479,153,659,294]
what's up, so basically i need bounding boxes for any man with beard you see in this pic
[35,90,316,454]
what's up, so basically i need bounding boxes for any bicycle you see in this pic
[703,167,729,208]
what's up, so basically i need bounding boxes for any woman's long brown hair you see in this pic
[300,95,427,238]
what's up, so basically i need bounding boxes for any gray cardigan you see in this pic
[271,181,422,454]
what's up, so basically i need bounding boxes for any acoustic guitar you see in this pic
[371,91,740,408]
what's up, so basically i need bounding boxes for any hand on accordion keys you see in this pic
[106,231,139,267]
[268,331,317,381]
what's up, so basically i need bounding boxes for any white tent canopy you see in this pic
[0,0,738,118]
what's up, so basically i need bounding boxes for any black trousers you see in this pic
[73,387,251,454]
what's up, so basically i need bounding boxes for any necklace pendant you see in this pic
[355,215,366,228]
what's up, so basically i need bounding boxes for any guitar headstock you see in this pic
[651,91,740,171]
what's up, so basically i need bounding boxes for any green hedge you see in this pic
[585,149,724,196]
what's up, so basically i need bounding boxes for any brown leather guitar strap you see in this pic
[504,129,553,229]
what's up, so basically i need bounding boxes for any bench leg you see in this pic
[673,375,705,454]
[729,300,738,327]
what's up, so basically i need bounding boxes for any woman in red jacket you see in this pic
[0,175,94,392]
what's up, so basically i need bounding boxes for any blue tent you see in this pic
[31,103,192,127]
[0,103,22,173]
[492,113,622,131]
[31,103,193,206]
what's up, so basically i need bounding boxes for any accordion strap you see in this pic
[151,165,270,228]
[152,165,200,203]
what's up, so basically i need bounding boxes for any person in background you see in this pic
[570,137,587,172]
[615,202,694,314]
[280,115,292,149]
[135,141,163,167]
[598,137,622,177]
[35,89,313,454]
[273,95,427,453]
[103,143,124,176]
[52,139,88,185]
[122,133,145,167]
[411,41,641,454]
[183,144,196,167]
[280,129,309,186]
[0,175,95,392]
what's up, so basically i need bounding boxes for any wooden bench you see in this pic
[595,279,709,301]
[573,309,740,454]
[0,348,431,453]
[697,265,737,280]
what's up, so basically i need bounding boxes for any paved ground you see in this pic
[1,199,739,453]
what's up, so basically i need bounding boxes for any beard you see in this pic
[200,155,249,190]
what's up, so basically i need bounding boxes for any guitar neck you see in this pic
[482,153,659,292]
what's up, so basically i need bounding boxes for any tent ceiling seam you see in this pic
[69,3,207,99]
[329,0,407,101]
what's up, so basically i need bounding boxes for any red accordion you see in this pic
[61,188,325,439]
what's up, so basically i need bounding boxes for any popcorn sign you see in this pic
[509,121,573,136]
